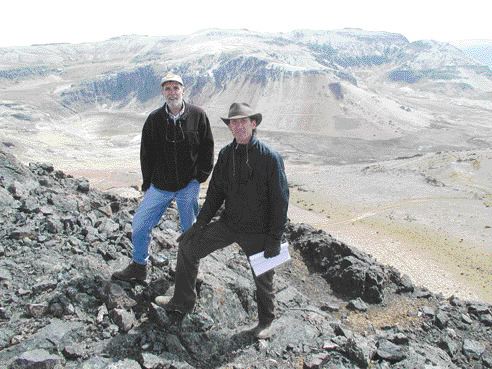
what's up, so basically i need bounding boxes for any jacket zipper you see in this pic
[174,119,180,185]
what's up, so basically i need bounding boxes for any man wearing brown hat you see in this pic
[155,102,289,339]
[112,72,214,283]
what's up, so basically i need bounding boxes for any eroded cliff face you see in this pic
[3,29,492,135]
[2,30,492,199]
[0,149,491,368]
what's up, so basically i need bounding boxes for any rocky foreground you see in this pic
[0,148,491,369]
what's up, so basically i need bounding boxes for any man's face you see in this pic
[162,81,184,109]
[228,117,257,144]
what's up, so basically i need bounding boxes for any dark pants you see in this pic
[169,220,275,324]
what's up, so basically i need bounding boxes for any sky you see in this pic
[1,0,491,48]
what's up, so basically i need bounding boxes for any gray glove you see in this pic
[177,221,206,245]
[264,236,281,258]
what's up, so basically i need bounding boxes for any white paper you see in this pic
[249,242,291,276]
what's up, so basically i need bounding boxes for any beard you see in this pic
[166,97,183,111]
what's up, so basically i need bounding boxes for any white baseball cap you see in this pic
[160,72,183,86]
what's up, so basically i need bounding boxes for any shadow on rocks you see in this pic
[146,303,259,368]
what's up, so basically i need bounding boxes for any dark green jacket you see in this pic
[140,102,214,192]
[198,136,289,240]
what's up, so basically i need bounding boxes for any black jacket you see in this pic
[140,102,214,192]
[197,136,289,240]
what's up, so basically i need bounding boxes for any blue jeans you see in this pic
[132,180,200,265]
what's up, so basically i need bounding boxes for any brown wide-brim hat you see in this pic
[221,102,262,126]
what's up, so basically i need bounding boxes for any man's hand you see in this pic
[177,221,206,245]
[264,236,281,258]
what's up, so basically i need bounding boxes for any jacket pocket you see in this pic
[183,131,199,147]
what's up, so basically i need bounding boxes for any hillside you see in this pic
[453,40,492,67]
[0,150,491,368]
[1,27,492,308]
[1,29,491,135]
[1,29,491,188]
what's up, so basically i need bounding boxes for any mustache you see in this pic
[166,97,183,105]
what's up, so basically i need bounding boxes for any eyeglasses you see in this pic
[165,120,185,143]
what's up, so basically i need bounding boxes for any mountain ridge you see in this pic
[1,28,492,178]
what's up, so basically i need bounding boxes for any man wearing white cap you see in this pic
[112,72,214,283]
[155,102,289,339]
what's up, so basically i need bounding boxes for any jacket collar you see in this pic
[161,100,189,120]
[232,135,258,150]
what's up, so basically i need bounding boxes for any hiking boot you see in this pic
[250,321,273,339]
[154,295,183,311]
[111,262,147,283]
[154,295,186,319]
[155,295,172,306]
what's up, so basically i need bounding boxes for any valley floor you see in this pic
[286,156,492,304]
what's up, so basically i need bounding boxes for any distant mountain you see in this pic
[452,39,492,67]
[1,28,492,147]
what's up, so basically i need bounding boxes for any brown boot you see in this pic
[111,262,147,282]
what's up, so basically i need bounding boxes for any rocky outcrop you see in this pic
[388,67,461,83]
[212,56,275,87]
[17,28,487,112]
[287,223,408,303]
[61,65,161,106]
[0,149,490,368]
[0,66,58,80]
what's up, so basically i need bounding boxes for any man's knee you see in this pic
[178,238,200,260]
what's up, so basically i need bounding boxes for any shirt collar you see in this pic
[165,101,186,121]
[233,135,257,150]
